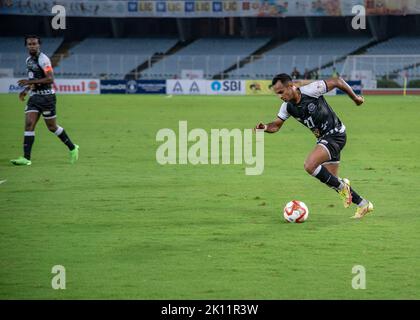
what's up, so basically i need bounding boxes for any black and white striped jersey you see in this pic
[26,52,55,95]
[277,80,345,139]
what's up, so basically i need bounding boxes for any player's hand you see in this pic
[354,95,364,106]
[17,79,30,86]
[19,90,27,101]
[254,122,267,132]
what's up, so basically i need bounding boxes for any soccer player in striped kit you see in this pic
[256,74,373,219]
[11,35,79,166]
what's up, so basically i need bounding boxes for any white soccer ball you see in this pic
[283,200,309,223]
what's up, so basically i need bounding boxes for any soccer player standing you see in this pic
[11,35,79,166]
[255,74,373,219]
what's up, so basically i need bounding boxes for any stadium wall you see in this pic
[3,78,418,95]
[0,78,100,94]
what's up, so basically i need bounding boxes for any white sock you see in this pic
[357,199,368,207]
[54,126,64,136]
[336,178,345,191]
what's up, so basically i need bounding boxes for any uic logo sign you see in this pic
[156,121,264,175]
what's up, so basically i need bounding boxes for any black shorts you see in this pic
[317,132,347,163]
[25,94,57,119]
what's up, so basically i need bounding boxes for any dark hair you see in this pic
[271,73,292,87]
[24,35,41,45]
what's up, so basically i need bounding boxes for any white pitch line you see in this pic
[0,180,7,185]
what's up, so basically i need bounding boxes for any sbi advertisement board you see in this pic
[207,80,245,95]
[166,80,245,95]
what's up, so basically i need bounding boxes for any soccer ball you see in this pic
[283,200,309,223]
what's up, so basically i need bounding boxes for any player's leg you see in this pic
[316,135,355,208]
[304,145,345,192]
[44,116,75,150]
[335,170,373,218]
[41,94,79,163]
[24,111,40,160]
[323,161,353,207]
[323,162,339,176]
[319,136,373,218]
[11,110,40,165]
[44,117,79,163]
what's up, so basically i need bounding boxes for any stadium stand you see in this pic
[319,62,346,78]
[337,36,420,81]
[0,37,63,76]
[140,37,270,79]
[1,35,419,83]
[364,36,420,54]
[228,36,373,79]
[54,38,179,78]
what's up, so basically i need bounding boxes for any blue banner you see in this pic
[156,2,167,13]
[100,80,166,94]
[100,80,127,94]
[137,80,166,94]
[337,80,362,95]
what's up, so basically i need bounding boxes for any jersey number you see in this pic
[304,117,315,129]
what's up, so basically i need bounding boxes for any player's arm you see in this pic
[18,55,54,87]
[18,85,31,101]
[255,102,288,133]
[18,69,54,86]
[324,77,364,106]
[255,117,285,133]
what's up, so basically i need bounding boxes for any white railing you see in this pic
[1,53,420,85]
[0,53,347,79]
[341,55,420,80]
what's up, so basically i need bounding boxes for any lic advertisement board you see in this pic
[100,80,166,94]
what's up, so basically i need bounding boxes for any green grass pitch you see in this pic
[0,93,419,299]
